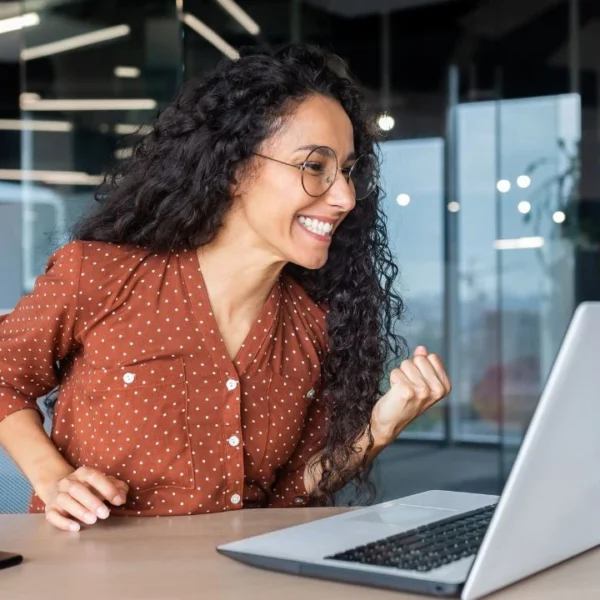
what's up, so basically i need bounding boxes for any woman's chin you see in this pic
[290,252,329,271]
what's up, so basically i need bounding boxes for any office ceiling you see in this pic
[304,0,458,16]
[2,0,600,111]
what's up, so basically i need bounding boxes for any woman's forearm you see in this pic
[303,425,391,496]
[0,408,74,501]
[303,345,453,498]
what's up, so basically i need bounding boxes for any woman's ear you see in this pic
[231,157,258,199]
[230,175,243,198]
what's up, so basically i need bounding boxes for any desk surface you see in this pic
[1,508,599,599]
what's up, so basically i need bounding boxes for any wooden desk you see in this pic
[1,509,599,599]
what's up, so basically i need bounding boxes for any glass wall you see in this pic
[1,0,600,509]
[381,138,446,439]
[16,0,182,294]
[454,94,580,454]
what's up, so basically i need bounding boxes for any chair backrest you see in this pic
[0,307,33,512]
[0,452,31,513]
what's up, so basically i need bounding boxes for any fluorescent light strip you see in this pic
[0,119,72,132]
[0,169,103,186]
[114,123,152,135]
[0,12,39,35]
[493,236,545,250]
[115,147,134,159]
[20,92,40,103]
[181,13,239,60]
[21,98,157,111]
[114,66,141,78]
[21,24,130,61]
[215,0,260,35]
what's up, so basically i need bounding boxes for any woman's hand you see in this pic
[37,467,129,532]
[370,346,451,445]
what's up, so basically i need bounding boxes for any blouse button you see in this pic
[306,388,315,399]
[227,435,240,448]
[226,379,238,391]
[230,493,241,505]
[293,496,306,505]
[123,373,135,384]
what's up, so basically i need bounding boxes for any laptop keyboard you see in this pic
[326,504,496,573]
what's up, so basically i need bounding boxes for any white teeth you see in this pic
[298,216,333,236]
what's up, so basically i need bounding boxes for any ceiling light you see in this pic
[0,12,39,35]
[493,236,544,250]
[181,13,239,60]
[114,66,141,78]
[377,113,395,132]
[447,201,460,213]
[21,24,130,61]
[0,169,103,186]
[115,147,134,159]
[516,175,531,189]
[496,179,511,193]
[215,0,260,35]
[20,98,157,111]
[20,92,40,103]
[0,119,72,132]
[114,123,151,135]
[552,211,566,224]
[396,193,410,207]
[517,201,531,214]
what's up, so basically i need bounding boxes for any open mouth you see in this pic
[297,216,334,237]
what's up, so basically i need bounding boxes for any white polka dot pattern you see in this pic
[0,241,330,517]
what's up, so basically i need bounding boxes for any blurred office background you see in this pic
[1,0,599,511]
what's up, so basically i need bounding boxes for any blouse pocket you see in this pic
[82,357,194,494]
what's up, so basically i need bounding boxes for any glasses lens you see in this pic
[301,147,338,197]
[350,154,379,201]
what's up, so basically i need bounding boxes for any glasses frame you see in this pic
[253,145,378,201]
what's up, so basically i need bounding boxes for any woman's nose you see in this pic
[325,175,356,212]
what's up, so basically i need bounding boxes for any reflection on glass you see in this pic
[380,139,445,438]
[17,0,182,293]
[455,94,580,454]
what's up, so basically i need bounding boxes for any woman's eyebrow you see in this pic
[294,145,357,162]
[294,144,330,156]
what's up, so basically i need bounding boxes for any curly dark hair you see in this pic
[74,43,406,505]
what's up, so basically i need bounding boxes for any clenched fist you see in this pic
[371,346,451,443]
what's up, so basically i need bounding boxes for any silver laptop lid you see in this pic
[462,301,600,599]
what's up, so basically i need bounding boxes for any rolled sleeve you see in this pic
[0,242,83,424]
[268,391,328,508]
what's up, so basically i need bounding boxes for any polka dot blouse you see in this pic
[0,241,329,516]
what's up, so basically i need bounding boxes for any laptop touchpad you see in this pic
[351,505,455,528]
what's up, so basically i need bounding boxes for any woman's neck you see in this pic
[195,229,285,325]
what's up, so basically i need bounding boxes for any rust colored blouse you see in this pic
[0,241,329,516]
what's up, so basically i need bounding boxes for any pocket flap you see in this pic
[88,356,185,392]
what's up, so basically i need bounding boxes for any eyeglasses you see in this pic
[254,146,379,201]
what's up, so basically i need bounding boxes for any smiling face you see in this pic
[230,94,357,270]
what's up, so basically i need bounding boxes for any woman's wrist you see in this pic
[369,412,403,449]
[359,419,396,464]
[31,460,75,504]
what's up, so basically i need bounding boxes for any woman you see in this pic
[0,44,450,532]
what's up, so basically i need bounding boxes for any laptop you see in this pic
[217,301,600,599]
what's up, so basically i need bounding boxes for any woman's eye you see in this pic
[303,161,326,175]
